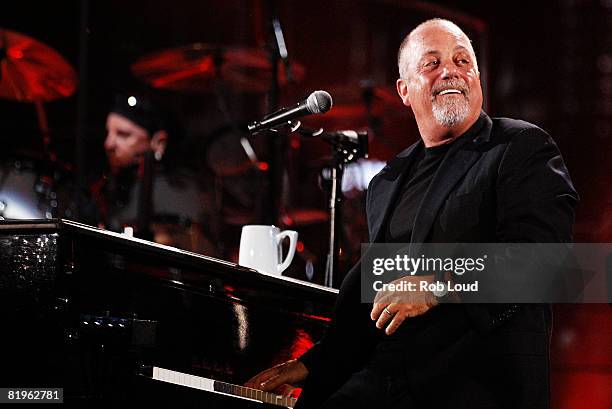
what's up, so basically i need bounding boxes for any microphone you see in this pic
[298,127,367,145]
[247,90,333,134]
[297,127,369,162]
[321,130,367,145]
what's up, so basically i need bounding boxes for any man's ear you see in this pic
[396,78,411,107]
[150,130,168,159]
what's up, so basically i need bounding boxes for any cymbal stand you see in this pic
[209,49,260,169]
[263,0,292,224]
[33,100,54,159]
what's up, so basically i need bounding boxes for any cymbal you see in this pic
[330,84,402,108]
[131,43,305,93]
[0,28,77,102]
[303,83,405,124]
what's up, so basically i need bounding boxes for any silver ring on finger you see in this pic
[383,307,394,316]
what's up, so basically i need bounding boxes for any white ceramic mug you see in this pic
[238,225,298,275]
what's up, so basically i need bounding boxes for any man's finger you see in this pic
[370,302,388,321]
[384,313,406,335]
[374,304,396,329]
[245,368,279,389]
[260,374,285,391]
[275,384,296,397]
[244,374,264,389]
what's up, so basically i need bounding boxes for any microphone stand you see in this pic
[325,155,344,288]
[299,127,368,288]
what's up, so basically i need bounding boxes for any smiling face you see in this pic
[396,20,483,141]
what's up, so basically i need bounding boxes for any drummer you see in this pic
[104,94,169,176]
[91,94,214,254]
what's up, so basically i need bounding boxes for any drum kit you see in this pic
[0,28,77,220]
[0,26,412,282]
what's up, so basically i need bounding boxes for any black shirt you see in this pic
[385,142,452,243]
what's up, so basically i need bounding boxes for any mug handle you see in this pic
[276,230,298,274]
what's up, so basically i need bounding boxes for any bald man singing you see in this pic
[246,19,577,409]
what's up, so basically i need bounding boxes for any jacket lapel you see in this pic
[410,113,492,245]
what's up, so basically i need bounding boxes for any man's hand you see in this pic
[370,275,439,335]
[244,359,308,396]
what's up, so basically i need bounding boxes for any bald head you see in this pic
[395,18,483,143]
[397,19,478,79]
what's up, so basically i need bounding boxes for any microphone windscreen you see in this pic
[306,90,333,114]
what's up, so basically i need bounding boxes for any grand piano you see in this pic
[0,219,337,407]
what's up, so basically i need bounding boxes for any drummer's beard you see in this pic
[107,153,135,175]
[106,154,122,175]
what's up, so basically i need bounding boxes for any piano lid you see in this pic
[0,218,338,299]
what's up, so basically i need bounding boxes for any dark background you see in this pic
[0,1,610,407]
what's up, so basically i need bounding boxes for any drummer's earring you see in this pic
[151,130,168,161]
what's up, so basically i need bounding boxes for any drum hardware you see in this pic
[0,28,76,156]
[300,81,408,156]
[129,36,406,278]
[130,38,306,225]
[246,91,332,226]
[203,123,267,227]
[130,43,305,94]
[0,28,77,220]
[212,82,261,170]
[265,7,294,227]
[306,82,404,124]
[0,158,67,220]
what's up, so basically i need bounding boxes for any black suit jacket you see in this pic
[298,112,578,409]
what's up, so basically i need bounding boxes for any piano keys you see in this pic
[147,366,297,408]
